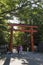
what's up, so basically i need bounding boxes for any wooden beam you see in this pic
[8,23,38,28]
[10,29,37,33]
[9,26,13,52]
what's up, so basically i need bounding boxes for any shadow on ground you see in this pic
[0,52,43,65]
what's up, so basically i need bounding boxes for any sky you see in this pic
[8,16,20,29]
[8,16,20,24]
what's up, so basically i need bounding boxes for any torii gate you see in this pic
[8,23,38,52]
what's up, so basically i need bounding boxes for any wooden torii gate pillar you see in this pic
[30,27,37,52]
[9,26,13,52]
[9,24,38,52]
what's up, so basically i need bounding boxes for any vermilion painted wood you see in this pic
[9,26,13,52]
[9,23,38,52]
[8,23,38,28]
[12,29,37,32]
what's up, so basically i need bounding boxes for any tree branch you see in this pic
[0,1,30,15]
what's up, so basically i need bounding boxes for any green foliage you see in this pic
[0,0,43,45]
[17,1,43,25]
[0,20,9,45]
[13,32,24,45]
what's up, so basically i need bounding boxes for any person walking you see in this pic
[19,45,23,54]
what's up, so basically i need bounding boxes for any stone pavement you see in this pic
[0,52,43,65]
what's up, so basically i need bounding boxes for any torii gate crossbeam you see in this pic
[8,23,38,52]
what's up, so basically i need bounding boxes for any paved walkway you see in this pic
[0,52,43,65]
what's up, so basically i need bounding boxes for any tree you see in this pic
[0,0,43,46]
[0,20,9,45]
